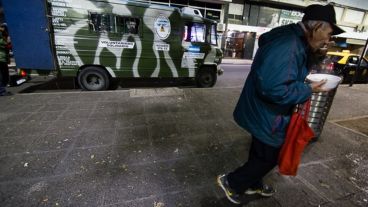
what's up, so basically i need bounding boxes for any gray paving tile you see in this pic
[73,93,105,103]
[111,144,156,165]
[101,158,209,206]
[143,103,169,114]
[175,120,208,136]
[0,181,34,207]
[59,109,91,120]
[84,118,116,130]
[30,133,76,152]
[148,122,179,141]
[89,109,118,120]
[75,129,116,147]
[46,119,86,134]
[0,133,74,156]
[145,113,174,125]
[151,139,192,161]
[0,135,38,156]
[40,103,70,112]
[116,125,150,146]
[0,103,28,113]
[116,114,147,128]
[0,151,65,182]
[68,102,96,110]
[4,121,51,137]
[0,112,33,124]
[24,111,63,122]
[119,99,145,115]
[0,173,107,207]
[54,146,117,175]
[297,164,360,201]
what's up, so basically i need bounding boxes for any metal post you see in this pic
[349,38,368,87]
[221,3,229,51]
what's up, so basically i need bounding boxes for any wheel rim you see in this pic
[84,73,105,90]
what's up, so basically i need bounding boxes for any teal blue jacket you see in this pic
[233,23,312,147]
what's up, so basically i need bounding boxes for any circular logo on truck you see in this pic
[154,15,171,40]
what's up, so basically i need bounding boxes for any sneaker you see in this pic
[217,174,241,204]
[244,184,275,197]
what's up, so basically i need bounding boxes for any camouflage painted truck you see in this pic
[1,0,223,90]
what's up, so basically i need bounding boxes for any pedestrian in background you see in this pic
[0,23,11,96]
[217,4,344,204]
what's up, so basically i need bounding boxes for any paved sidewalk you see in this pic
[0,85,367,206]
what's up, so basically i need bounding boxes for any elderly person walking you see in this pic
[217,4,344,204]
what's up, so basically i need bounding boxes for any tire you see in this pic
[78,66,110,91]
[196,67,217,88]
[339,74,345,84]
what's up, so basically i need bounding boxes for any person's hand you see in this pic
[310,79,329,93]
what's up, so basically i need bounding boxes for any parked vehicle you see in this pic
[326,50,368,83]
[2,0,223,90]
[8,62,30,87]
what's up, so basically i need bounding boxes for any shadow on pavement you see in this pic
[18,77,196,93]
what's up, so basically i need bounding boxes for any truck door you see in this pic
[1,0,55,70]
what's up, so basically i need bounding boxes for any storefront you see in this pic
[333,32,368,54]
[224,0,304,59]
[224,25,268,59]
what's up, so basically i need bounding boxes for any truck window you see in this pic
[184,23,206,43]
[117,17,140,35]
[205,24,216,45]
[88,13,116,33]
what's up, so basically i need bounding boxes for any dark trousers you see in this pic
[0,61,9,86]
[0,61,9,95]
[227,136,281,194]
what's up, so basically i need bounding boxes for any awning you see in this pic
[334,32,368,45]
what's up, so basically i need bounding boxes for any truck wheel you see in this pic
[196,67,217,88]
[78,67,110,91]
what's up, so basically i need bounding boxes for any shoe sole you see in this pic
[217,175,241,204]
[245,190,274,197]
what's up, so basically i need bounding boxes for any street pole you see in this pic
[349,37,368,87]
[221,3,229,52]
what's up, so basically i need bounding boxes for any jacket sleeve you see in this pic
[254,37,312,106]
[0,37,6,48]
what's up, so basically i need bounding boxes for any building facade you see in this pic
[224,0,368,59]
[2,0,365,60]
[140,0,368,59]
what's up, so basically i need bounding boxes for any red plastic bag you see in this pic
[278,99,315,176]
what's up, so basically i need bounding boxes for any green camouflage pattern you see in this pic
[49,0,223,78]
